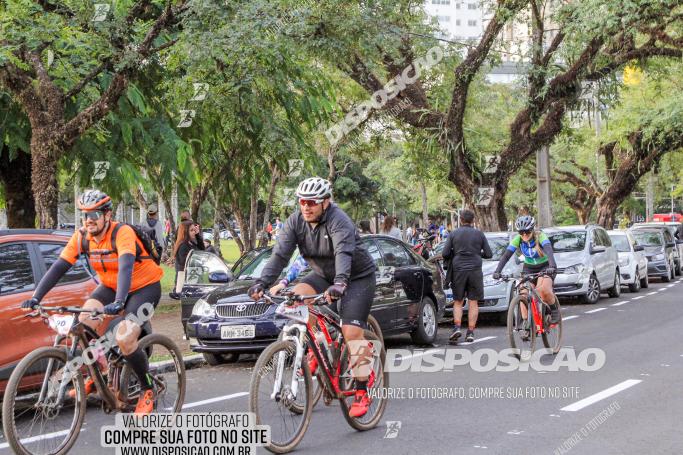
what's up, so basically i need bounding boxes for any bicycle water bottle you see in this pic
[315,332,334,366]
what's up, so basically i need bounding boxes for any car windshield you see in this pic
[237,250,301,280]
[609,235,631,252]
[486,237,510,261]
[632,231,662,246]
[547,231,586,252]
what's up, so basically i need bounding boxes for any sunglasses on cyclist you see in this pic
[518,229,533,236]
[299,198,324,207]
[81,211,105,221]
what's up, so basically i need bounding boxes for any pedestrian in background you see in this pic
[142,204,165,256]
[358,219,372,234]
[442,209,492,344]
[381,215,402,239]
[169,220,203,299]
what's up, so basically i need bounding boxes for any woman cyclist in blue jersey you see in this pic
[493,215,560,324]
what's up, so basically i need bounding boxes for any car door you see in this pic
[591,229,608,285]
[628,232,647,275]
[599,229,618,284]
[376,238,424,330]
[0,242,39,387]
[361,239,395,331]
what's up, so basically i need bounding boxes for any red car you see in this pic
[0,229,99,393]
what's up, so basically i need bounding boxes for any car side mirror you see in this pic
[633,245,644,252]
[591,245,606,254]
[208,271,230,283]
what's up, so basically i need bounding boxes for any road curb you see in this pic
[150,353,206,373]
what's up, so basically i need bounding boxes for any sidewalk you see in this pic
[150,298,207,370]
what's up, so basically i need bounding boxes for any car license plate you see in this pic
[221,325,255,339]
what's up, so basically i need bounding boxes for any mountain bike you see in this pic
[2,305,186,455]
[249,292,387,453]
[500,272,563,361]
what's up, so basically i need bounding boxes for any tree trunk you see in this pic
[212,197,222,258]
[420,181,428,228]
[248,182,259,251]
[259,167,279,247]
[0,147,36,228]
[466,182,508,232]
[190,185,206,224]
[31,129,61,228]
[222,212,245,254]
[233,208,251,253]
[596,197,619,229]
[133,185,148,224]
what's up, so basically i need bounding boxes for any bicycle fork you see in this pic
[271,323,307,400]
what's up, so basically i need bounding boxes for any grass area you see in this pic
[159,239,244,293]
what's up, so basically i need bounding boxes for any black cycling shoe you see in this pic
[465,330,475,343]
[449,327,462,344]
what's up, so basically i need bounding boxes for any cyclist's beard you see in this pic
[90,220,110,237]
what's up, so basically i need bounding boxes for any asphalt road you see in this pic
[3,277,683,455]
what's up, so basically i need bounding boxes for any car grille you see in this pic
[216,303,270,318]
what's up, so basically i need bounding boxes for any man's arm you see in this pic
[114,226,138,303]
[155,222,165,248]
[540,235,557,268]
[257,215,299,287]
[441,231,454,261]
[32,233,80,302]
[481,232,493,259]
[327,212,357,285]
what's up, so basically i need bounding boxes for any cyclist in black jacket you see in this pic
[248,177,376,418]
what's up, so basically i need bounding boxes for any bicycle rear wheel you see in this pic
[119,333,186,413]
[2,347,86,455]
[249,340,312,453]
[507,296,536,361]
[338,331,388,431]
[542,297,563,354]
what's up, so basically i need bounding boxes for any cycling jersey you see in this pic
[60,221,163,292]
[508,232,551,266]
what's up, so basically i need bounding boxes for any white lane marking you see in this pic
[549,414,561,418]
[460,336,497,345]
[0,429,85,450]
[661,364,670,367]
[563,315,580,321]
[611,301,629,307]
[646,291,657,296]
[632,296,645,300]
[399,348,442,361]
[585,308,607,314]
[666,284,675,288]
[507,430,524,435]
[640,373,650,377]
[171,392,249,410]
[560,379,642,412]
[659,288,668,291]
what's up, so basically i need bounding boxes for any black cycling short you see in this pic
[299,273,375,329]
[450,269,484,301]
[91,281,161,337]
[522,262,555,284]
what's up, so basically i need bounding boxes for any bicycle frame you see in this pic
[516,280,551,335]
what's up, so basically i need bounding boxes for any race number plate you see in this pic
[276,303,309,323]
[48,314,74,336]
[221,325,255,339]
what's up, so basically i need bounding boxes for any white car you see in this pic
[607,230,649,292]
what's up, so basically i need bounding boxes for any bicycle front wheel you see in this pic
[2,347,86,455]
[507,296,536,361]
[249,340,312,453]
[119,333,186,413]
[542,297,563,354]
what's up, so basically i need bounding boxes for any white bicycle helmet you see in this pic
[295,177,332,200]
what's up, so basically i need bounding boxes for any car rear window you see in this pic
[547,231,586,252]
[0,243,35,295]
[632,231,662,246]
[609,235,630,252]
[38,243,91,284]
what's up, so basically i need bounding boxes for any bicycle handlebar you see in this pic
[498,270,554,283]
[263,292,327,306]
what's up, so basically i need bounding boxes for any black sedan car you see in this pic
[179,235,446,364]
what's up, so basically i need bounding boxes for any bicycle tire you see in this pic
[119,333,186,413]
[249,340,313,453]
[338,330,388,431]
[2,347,86,455]
[542,298,563,354]
[507,296,536,361]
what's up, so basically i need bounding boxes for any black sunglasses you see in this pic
[82,210,105,221]
[518,229,533,235]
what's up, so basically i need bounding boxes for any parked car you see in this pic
[0,229,99,393]
[440,232,522,324]
[179,235,446,364]
[631,222,683,275]
[629,228,675,282]
[544,225,620,304]
[607,230,649,292]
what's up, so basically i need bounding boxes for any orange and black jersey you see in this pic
[60,221,163,292]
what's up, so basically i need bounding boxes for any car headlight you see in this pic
[563,264,585,274]
[618,256,630,267]
[192,298,215,317]
[654,253,665,261]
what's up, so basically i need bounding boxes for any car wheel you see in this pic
[583,274,600,304]
[640,270,649,288]
[410,297,438,345]
[628,269,641,293]
[203,352,239,366]
[608,271,621,298]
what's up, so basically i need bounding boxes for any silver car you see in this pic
[607,229,649,292]
[544,225,620,304]
[443,232,523,324]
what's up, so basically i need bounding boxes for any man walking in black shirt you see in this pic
[442,210,492,344]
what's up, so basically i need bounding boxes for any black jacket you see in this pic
[442,225,492,287]
[257,203,376,287]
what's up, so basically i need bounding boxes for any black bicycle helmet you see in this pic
[78,189,113,212]
[515,215,536,231]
